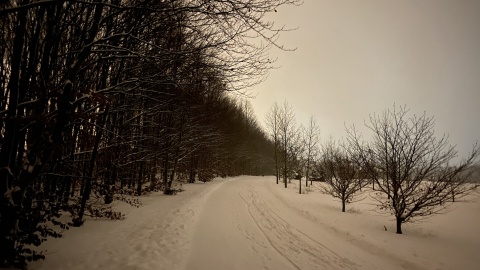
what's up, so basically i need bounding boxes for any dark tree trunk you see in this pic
[168,116,184,190]
[80,153,88,197]
[136,162,144,196]
[305,157,310,187]
[149,160,157,190]
[0,2,28,265]
[163,153,169,191]
[283,133,288,188]
[274,139,279,185]
[396,217,403,234]
[75,104,109,226]
[62,174,72,204]
[189,156,196,183]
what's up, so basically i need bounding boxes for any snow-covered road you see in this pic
[31,176,480,270]
[186,177,358,270]
[185,176,427,270]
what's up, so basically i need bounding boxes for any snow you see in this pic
[30,176,480,270]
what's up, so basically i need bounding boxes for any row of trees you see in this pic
[0,0,300,267]
[265,101,320,193]
[266,103,479,234]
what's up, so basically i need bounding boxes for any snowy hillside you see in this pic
[31,176,480,270]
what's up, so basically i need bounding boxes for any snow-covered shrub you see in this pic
[4,188,70,269]
[198,169,215,183]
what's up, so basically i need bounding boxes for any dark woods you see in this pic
[0,0,300,267]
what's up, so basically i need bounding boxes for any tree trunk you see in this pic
[305,157,310,187]
[342,200,346,212]
[136,162,144,196]
[274,138,279,184]
[163,153,169,191]
[168,116,184,189]
[75,104,109,226]
[0,3,28,265]
[189,156,196,183]
[396,217,403,234]
[149,160,157,190]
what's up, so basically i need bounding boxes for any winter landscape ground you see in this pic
[30,176,480,270]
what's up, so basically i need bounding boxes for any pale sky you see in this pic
[250,0,480,160]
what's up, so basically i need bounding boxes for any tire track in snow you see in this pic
[238,184,358,270]
[267,181,427,270]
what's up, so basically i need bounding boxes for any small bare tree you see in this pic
[278,101,297,188]
[303,116,320,188]
[266,102,281,184]
[347,105,480,234]
[287,124,305,193]
[320,140,366,212]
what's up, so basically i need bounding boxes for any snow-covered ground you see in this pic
[30,176,480,270]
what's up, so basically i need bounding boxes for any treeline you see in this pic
[0,0,299,267]
[266,102,479,234]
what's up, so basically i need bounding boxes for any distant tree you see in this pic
[278,101,297,188]
[302,116,320,189]
[347,105,480,234]
[320,140,366,212]
[290,124,305,193]
[266,102,283,183]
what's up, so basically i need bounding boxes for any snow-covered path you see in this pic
[31,176,480,270]
[187,178,355,269]
[185,176,423,270]
[185,177,295,269]
[186,177,360,270]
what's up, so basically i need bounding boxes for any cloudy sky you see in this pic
[250,0,480,160]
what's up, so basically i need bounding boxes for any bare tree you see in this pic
[278,101,297,188]
[286,123,304,192]
[266,102,281,184]
[302,116,320,188]
[321,140,366,212]
[347,105,480,234]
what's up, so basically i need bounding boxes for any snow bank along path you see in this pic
[31,176,480,270]
[31,180,227,270]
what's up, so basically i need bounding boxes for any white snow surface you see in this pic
[30,176,480,270]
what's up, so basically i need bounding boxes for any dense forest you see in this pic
[0,0,301,268]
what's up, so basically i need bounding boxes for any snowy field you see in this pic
[30,176,480,270]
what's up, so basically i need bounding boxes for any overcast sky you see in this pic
[250,0,480,160]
